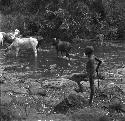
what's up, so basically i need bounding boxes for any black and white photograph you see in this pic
[0,0,125,121]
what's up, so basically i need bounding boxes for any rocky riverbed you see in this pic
[0,42,125,121]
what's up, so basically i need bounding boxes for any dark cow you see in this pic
[5,37,38,57]
[52,38,71,60]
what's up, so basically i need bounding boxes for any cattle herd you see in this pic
[0,29,104,60]
[0,29,72,59]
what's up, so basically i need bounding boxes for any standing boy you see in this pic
[84,46,102,104]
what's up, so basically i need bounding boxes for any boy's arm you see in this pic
[95,57,102,73]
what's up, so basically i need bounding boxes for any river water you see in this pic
[0,41,125,81]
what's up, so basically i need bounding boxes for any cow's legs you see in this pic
[66,52,70,60]
[1,38,3,46]
[15,48,19,57]
[2,39,3,46]
[33,47,37,57]
[0,36,3,46]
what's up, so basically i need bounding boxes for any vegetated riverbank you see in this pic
[0,41,125,121]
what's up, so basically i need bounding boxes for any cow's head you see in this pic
[52,38,59,46]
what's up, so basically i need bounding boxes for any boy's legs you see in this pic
[89,77,94,104]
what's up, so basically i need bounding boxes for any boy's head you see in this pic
[84,46,94,56]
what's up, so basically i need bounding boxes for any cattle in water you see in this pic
[52,38,71,60]
[5,37,38,57]
[4,32,15,44]
[0,29,21,46]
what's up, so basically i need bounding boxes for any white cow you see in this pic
[8,29,21,39]
[5,37,38,57]
[0,32,6,46]
[97,34,104,45]
[13,29,20,38]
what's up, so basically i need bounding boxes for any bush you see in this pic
[1,0,125,41]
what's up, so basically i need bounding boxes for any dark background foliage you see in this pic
[0,0,125,41]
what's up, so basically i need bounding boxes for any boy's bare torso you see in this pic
[86,55,96,77]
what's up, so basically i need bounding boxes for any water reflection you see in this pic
[0,41,125,80]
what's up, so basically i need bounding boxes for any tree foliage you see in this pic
[1,0,125,41]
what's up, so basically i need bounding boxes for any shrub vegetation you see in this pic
[1,0,125,41]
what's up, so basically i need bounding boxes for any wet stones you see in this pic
[66,91,88,107]
[41,78,88,113]
[69,108,110,121]
[24,80,47,96]
[49,90,88,114]
[0,92,13,105]
[0,105,13,121]
[42,78,79,90]
[67,73,88,83]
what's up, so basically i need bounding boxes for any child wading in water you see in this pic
[84,46,102,105]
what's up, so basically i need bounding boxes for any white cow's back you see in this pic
[6,36,38,57]
[12,37,38,49]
